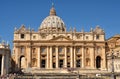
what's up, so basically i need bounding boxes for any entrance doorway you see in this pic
[20,56,26,68]
[96,56,101,68]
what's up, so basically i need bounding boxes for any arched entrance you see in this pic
[0,55,2,74]
[96,56,101,68]
[20,56,26,68]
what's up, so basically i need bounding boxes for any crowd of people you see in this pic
[0,73,16,79]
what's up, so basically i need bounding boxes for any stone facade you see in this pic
[106,34,120,72]
[0,42,11,75]
[12,6,107,74]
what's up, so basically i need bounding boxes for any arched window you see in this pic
[96,56,101,68]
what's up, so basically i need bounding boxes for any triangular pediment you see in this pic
[17,25,27,33]
[50,35,72,41]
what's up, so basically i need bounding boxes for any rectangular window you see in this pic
[21,34,25,39]
[59,60,64,68]
[67,62,70,68]
[96,35,100,40]
[76,59,81,67]
[86,36,89,39]
[33,35,36,39]
[41,60,46,68]
[53,63,56,68]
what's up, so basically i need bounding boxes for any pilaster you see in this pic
[70,46,73,68]
[90,47,94,69]
[50,46,53,69]
[56,46,59,68]
[82,46,85,68]
[38,47,40,68]
[1,55,5,75]
[64,46,67,68]
[47,46,49,69]
[74,47,76,68]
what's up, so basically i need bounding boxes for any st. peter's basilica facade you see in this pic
[12,5,107,74]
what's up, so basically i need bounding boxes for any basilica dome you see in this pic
[39,6,66,32]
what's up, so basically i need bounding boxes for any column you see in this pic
[102,47,106,70]
[56,46,59,68]
[50,46,53,69]
[27,47,31,68]
[90,47,94,69]
[82,46,85,68]
[74,47,76,68]
[38,47,40,68]
[64,47,67,68]
[6,54,9,74]
[17,47,20,68]
[47,46,49,69]
[70,46,73,68]
[1,55,5,75]
[15,47,19,69]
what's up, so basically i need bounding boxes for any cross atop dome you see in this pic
[50,3,56,16]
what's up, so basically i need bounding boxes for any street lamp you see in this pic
[110,50,116,79]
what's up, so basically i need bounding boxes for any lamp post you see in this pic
[111,50,116,79]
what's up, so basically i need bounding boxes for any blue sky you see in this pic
[0,0,120,49]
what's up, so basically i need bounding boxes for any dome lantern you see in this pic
[49,3,56,16]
